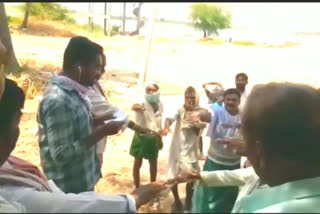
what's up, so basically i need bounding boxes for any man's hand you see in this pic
[131,181,167,209]
[199,110,211,123]
[160,128,171,136]
[92,112,115,127]
[101,120,124,136]
[166,171,201,185]
[218,137,247,156]
[132,104,146,112]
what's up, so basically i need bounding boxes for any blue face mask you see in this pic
[145,92,160,104]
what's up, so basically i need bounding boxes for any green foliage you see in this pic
[7,15,22,27]
[190,3,231,37]
[111,25,120,35]
[23,3,75,24]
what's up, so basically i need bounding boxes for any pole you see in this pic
[104,3,107,35]
[107,3,112,36]
[138,3,157,89]
[122,2,126,33]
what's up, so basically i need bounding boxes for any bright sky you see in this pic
[59,2,320,32]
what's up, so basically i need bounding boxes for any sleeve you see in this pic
[200,166,255,187]
[41,99,87,164]
[206,108,219,138]
[0,185,136,213]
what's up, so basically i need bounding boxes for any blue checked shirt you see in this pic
[37,76,100,193]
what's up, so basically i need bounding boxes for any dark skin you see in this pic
[224,93,240,116]
[91,53,158,144]
[235,75,248,93]
[61,54,124,148]
[132,84,162,188]
[241,83,320,188]
[162,91,211,212]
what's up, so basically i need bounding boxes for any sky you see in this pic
[59,2,320,32]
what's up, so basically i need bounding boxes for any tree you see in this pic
[20,2,31,29]
[190,3,231,38]
[0,3,20,73]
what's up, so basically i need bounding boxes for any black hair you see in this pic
[242,82,320,164]
[0,78,25,133]
[224,88,241,98]
[62,36,101,72]
[91,41,106,73]
[235,73,248,81]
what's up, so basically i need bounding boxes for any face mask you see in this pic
[145,92,160,104]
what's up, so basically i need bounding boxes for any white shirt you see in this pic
[0,162,136,213]
[200,166,255,187]
[0,195,25,213]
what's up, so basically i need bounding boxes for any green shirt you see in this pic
[234,176,320,212]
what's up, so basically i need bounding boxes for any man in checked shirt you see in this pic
[37,36,124,194]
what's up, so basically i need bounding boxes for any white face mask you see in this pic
[145,92,160,104]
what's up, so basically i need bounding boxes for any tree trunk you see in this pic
[20,2,31,29]
[0,3,20,73]
[203,29,207,38]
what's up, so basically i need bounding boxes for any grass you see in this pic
[232,40,299,48]
[198,37,226,45]
[232,40,257,47]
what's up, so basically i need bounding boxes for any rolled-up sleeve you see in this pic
[42,99,86,164]
[0,185,136,213]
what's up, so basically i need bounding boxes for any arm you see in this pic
[200,166,255,187]
[0,185,137,213]
[175,166,255,187]
[132,103,145,112]
[92,111,115,127]
[0,181,167,213]
[127,120,160,136]
[42,100,121,163]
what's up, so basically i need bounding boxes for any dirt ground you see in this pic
[9,29,320,212]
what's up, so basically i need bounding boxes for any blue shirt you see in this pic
[207,106,241,166]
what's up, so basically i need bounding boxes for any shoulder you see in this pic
[40,85,72,113]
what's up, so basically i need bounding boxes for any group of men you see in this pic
[0,35,251,213]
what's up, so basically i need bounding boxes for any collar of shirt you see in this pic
[51,75,93,109]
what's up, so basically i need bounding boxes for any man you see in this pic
[37,36,124,193]
[235,72,249,111]
[0,78,168,213]
[163,86,211,212]
[192,88,242,213]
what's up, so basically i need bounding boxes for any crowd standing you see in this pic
[0,36,319,213]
